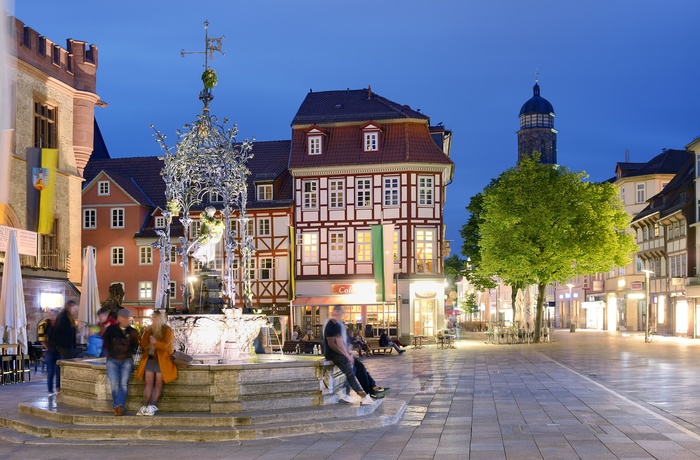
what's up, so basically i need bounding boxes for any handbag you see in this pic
[171,350,193,369]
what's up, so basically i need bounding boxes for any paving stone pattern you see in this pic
[2,330,700,459]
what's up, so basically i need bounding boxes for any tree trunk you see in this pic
[511,289,517,325]
[533,282,546,343]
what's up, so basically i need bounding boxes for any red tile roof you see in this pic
[289,122,452,169]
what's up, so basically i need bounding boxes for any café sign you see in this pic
[331,283,374,295]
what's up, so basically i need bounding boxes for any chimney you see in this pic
[367,85,372,100]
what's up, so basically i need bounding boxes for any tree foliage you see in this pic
[476,155,637,342]
[460,192,497,291]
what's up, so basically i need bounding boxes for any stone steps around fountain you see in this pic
[57,357,345,413]
[0,397,407,442]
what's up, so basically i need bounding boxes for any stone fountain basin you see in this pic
[57,354,346,413]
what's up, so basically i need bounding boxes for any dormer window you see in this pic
[257,184,273,201]
[362,123,381,152]
[155,216,165,228]
[306,128,325,155]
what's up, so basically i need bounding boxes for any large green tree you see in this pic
[476,156,636,342]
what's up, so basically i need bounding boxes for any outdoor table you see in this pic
[0,344,19,355]
[412,335,426,349]
[437,335,455,349]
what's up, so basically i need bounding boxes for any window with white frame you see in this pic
[415,228,435,273]
[155,216,165,228]
[329,179,345,209]
[258,217,271,236]
[308,136,322,155]
[356,178,371,208]
[209,192,223,203]
[364,131,378,151]
[302,232,319,264]
[303,180,318,209]
[259,258,274,280]
[98,181,110,195]
[138,281,153,300]
[620,187,625,204]
[636,183,645,203]
[418,176,433,206]
[257,184,273,201]
[190,221,201,238]
[111,247,125,266]
[246,219,254,236]
[169,281,177,299]
[383,176,399,207]
[83,209,96,229]
[356,230,372,262]
[232,259,239,280]
[170,245,178,264]
[247,258,256,280]
[642,226,648,241]
[111,208,125,228]
[139,246,153,265]
[393,229,400,263]
[670,253,687,278]
[329,231,345,263]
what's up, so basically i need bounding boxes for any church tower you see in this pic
[517,81,557,164]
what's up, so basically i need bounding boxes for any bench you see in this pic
[366,340,393,355]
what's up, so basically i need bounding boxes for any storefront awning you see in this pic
[292,295,388,306]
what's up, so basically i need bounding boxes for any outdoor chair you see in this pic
[1,355,16,384]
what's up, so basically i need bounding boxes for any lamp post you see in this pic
[642,269,654,343]
[566,283,575,332]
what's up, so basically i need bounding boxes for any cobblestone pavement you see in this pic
[2,330,700,459]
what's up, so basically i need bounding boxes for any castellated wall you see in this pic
[11,17,98,93]
[8,16,101,286]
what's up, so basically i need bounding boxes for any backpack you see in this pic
[86,334,104,357]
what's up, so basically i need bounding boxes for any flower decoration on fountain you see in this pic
[191,206,224,264]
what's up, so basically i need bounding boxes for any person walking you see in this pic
[135,311,177,416]
[103,308,140,416]
[39,308,60,395]
[52,300,78,362]
[322,305,374,406]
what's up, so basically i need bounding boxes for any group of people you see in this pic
[38,302,177,417]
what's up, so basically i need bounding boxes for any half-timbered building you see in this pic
[288,88,453,342]
[82,140,293,322]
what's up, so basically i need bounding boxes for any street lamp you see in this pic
[566,283,575,332]
[642,269,654,343]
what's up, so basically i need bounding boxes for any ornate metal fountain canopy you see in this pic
[151,21,255,312]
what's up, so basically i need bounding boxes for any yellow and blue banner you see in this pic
[26,148,58,234]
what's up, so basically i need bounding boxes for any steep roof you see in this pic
[289,119,452,169]
[83,140,293,209]
[615,149,691,180]
[631,154,694,223]
[292,88,428,125]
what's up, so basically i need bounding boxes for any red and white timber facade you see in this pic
[288,88,454,342]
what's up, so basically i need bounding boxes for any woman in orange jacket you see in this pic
[136,311,177,416]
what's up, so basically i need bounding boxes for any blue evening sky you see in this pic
[12,1,700,254]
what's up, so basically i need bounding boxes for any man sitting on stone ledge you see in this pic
[103,309,140,416]
[322,305,374,406]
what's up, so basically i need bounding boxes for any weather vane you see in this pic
[181,20,225,70]
[180,21,225,109]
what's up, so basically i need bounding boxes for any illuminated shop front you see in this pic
[291,282,397,338]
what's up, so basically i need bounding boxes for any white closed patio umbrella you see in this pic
[78,246,100,332]
[154,260,167,311]
[0,230,27,355]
